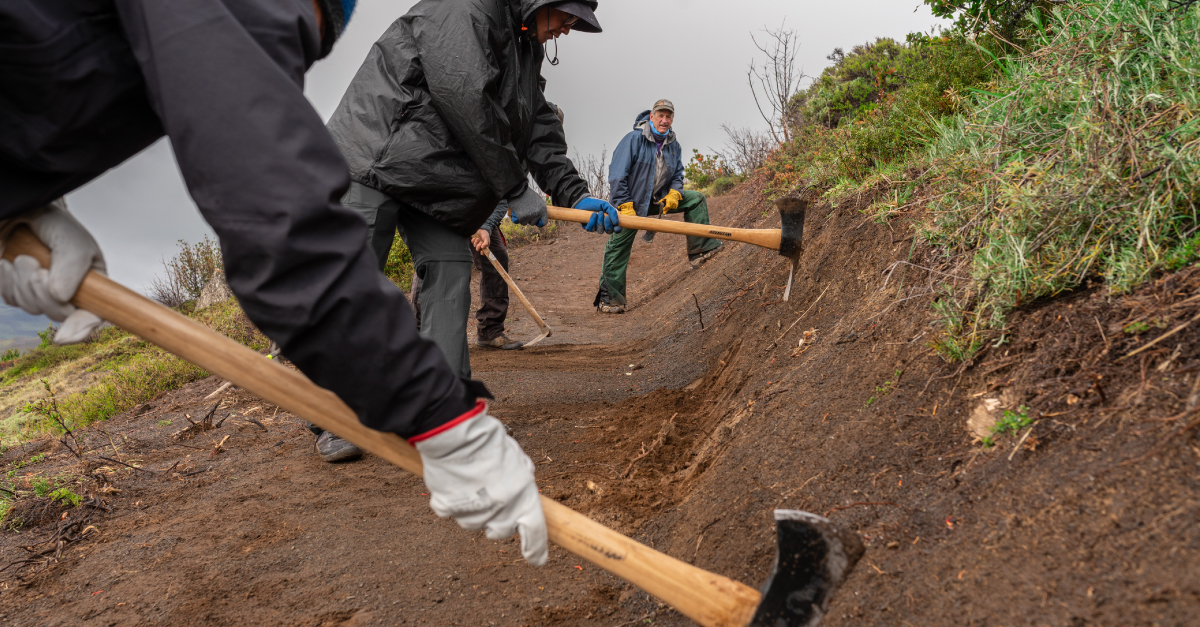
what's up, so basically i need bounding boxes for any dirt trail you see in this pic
[2,187,1198,626]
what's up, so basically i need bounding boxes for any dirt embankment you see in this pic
[1,180,1197,626]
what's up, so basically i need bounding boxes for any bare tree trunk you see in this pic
[748,21,804,145]
[571,148,610,201]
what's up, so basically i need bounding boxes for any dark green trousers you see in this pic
[595,190,721,306]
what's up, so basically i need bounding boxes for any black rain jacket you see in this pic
[0,0,481,438]
[325,0,593,236]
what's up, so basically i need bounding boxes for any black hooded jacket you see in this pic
[0,0,480,438]
[326,0,593,236]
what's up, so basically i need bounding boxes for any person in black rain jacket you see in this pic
[0,0,552,566]
[323,0,620,401]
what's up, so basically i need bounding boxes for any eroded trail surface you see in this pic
[2,189,1198,627]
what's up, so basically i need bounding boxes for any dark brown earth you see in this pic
[2,183,1198,626]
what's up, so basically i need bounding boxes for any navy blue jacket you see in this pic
[608,111,684,217]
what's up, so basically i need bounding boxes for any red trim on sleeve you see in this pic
[408,400,487,443]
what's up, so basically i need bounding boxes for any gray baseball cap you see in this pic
[652,99,674,113]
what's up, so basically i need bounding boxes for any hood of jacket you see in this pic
[633,109,676,146]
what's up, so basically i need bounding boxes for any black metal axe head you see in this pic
[776,197,808,301]
[776,197,807,261]
[749,510,865,627]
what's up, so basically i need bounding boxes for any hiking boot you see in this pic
[688,244,724,269]
[477,334,524,350]
[597,301,625,314]
[315,430,363,463]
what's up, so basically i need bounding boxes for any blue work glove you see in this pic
[575,197,622,234]
[508,187,549,228]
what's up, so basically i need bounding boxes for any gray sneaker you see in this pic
[688,244,724,269]
[477,334,524,350]
[597,302,625,314]
[315,430,363,462]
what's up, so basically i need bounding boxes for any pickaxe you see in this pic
[546,197,807,300]
[484,250,552,348]
[2,225,859,627]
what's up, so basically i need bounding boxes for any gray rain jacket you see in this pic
[326,0,593,236]
[0,0,480,438]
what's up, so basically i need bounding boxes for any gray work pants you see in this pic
[342,182,473,379]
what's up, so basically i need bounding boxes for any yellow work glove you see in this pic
[618,202,636,216]
[656,189,683,213]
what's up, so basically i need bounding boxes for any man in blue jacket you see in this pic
[594,100,724,313]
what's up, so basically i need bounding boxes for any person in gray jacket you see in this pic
[324,0,621,390]
[0,0,552,567]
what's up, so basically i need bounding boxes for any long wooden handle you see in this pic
[485,251,550,337]
[3,227,760,627]
[547,206,782,251]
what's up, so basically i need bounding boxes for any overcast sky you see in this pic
[62,0,946,295]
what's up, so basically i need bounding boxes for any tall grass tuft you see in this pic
[923,0,1200,359]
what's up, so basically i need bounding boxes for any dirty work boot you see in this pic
[688,244,724,269]
[597,300,625,314]
[315,430,363,463]
[477,334,524,350]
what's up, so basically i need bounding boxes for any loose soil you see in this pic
[2,183,1198,626]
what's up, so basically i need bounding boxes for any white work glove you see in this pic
[0,199,106,345]
[412,402,548,566]
[507,187,549,228]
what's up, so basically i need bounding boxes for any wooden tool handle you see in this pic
[3,226,760,627]
[547,206,782,251]
[486,251,550,337]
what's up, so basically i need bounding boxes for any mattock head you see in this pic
[776,197,807,301]
[749,510,864,627]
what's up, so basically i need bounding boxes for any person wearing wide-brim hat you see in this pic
[316,0,618,564]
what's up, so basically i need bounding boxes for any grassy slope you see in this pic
[755,0,1198,361]
[0,299,267,446]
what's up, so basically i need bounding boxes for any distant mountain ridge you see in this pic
[0,305,49,347]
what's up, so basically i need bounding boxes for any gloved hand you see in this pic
[508,187,549,228]
[575,197,622,234]
[617,202,635,216]
[0,200,106,345]
[412,402,548,566]
[657,189,683,214]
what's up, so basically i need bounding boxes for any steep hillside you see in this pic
[0,185,1195,625]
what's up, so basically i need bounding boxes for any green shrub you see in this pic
[684,149,733,189]
[49,487,81,508]
[1,348,21,361]
[707,176,742,197]
[923,0,1050,38]
[762,31,997,198]
[35,324,54,350]
[993,406,1032,435]
[384,235,415,290]
[149,236,223,308]
[31,476,52,498]
[922,0,1200,357]
[792,38,916,129]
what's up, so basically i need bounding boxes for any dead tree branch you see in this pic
[748,21,805,144]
